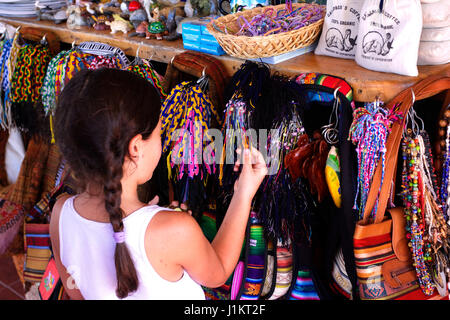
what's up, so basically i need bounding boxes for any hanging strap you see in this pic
[362,75,450,225]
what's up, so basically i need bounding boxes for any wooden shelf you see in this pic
[1,16,449,102]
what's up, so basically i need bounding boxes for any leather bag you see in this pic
[353,75,450,300]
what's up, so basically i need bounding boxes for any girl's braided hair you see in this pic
[54,68,161,298]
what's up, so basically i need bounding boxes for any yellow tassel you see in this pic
[50,114,55,144]
[166,152,172,180]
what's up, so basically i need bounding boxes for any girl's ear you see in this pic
[128,133,143,159]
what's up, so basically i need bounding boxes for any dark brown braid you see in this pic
[54,68,161,298]
[103,126,139,298]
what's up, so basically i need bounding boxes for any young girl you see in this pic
[50,68,267,299]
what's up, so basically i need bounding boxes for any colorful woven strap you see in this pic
[126,61,167,102]
[10,43,51,104]
[63,50,90,87]
[295,72,353,102]
[42,50,68,116]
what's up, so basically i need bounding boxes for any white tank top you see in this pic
[59,196,205,300]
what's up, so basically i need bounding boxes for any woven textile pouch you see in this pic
[0,136,50,255]
[266,241,294,300]
[289,270,320,300]
[38,257,65,300]
[23,223,51,283]
[239,213,266,300]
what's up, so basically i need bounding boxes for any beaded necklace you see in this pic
[439,109,450,221]
[349,101,402,220]
[401,130,436,295]
[401,121,450,296]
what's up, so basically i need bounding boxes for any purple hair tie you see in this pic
[113,231,126,244]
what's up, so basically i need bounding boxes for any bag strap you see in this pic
[362,75,450,224]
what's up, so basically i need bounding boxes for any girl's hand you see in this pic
[233,147,268,200]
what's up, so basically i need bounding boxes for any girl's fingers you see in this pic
[234,148,242,171]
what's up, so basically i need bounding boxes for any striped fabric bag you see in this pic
[289,270,320,300]
[23,223,52,283]
[330,248,353,299]
[260,240,275,298]
[267,240,294,300]
[239,213,266,300]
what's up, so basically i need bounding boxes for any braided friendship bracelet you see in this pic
[161,81,219,181]
[349,101,402,220]
[234,4,324,37]
[126,61,167,102]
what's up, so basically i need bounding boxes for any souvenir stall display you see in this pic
[0,0,448,303]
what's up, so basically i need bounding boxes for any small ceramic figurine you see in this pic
[66,5,88,30]
[147,6,160,23]
[120,0,131,14]
[105,14,134,34]
[91,14,112,31]
[129,8,148,29]
[161,8,182,41]
[35,1,68,24]
[146,21,168,40]
[141,0,155,23]
[129,20,148,37]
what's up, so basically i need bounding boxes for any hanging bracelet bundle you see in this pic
[229,2,324,37]
[349,100,402,220]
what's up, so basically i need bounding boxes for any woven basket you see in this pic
[206,3,325,59]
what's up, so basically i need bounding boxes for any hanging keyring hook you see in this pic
[325,86,341,128]
[136,43,141,60]
[322,86,341,145]
[409,89,425,135]
[333,86,341,100]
